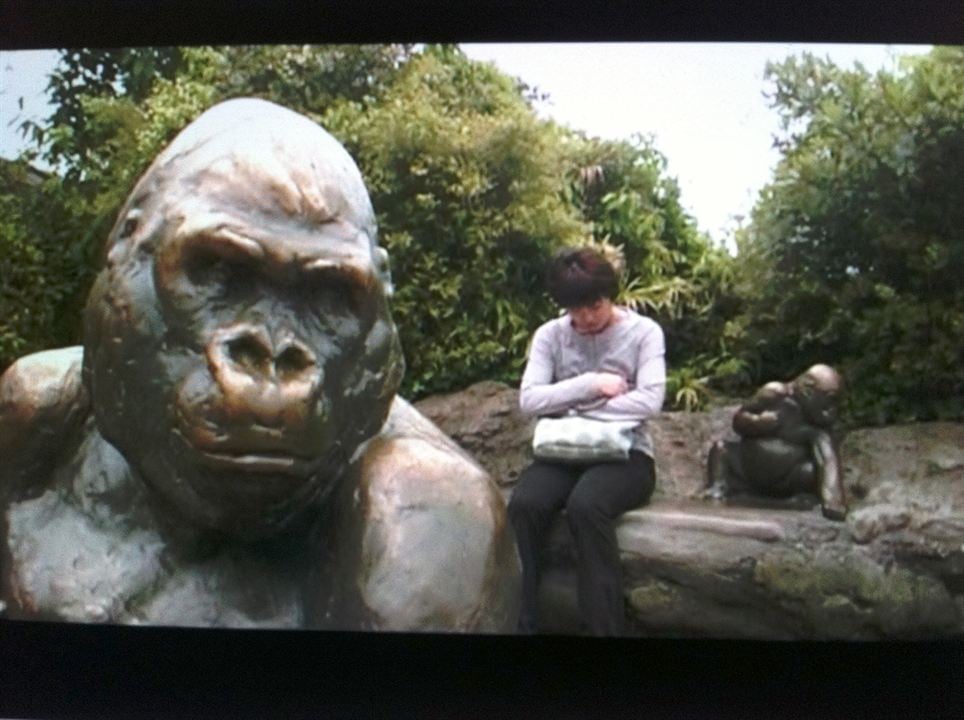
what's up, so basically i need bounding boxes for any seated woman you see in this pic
[508,247,666,635]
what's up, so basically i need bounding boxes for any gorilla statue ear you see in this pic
[374,246,394,298]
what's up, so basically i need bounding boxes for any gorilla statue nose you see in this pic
[225,333,314,380]
[207,324,320,428]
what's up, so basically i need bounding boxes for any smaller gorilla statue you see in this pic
[705,364,847,521]
[0,98,519,629]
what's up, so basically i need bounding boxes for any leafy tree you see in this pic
[322,46,586,395]
[733,47,964,424]
[0,160,94,368]
[21,48,184,179]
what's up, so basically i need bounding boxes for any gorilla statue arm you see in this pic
[812,429,844,520]
[0,347,88,499]
[316,398,519,631]
[731,382,785,437]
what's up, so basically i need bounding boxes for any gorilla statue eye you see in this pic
[186,249,254,292]
[305,271,366,315]
[118,208,142,239]
[120,217,139,239]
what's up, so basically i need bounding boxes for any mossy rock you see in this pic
[752,547,958,638]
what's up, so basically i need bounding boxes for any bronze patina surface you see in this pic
[706,364,848,521]
[0,98,519,630]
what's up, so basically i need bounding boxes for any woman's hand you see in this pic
[594,372,628,398]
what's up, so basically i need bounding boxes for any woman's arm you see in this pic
[579,322,666,422]
[519,325,604,417]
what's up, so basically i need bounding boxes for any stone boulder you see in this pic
[416,381,964,638]
[540,500,962,639]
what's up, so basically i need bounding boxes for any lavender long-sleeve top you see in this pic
[519,307,666,458]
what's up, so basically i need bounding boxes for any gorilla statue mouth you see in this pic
[161,426,339,520]
[170,419,331,480]
[194,447,324,476]
[169,370,335,483]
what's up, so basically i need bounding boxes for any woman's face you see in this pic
[568,298,615,335]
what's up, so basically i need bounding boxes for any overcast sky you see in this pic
[1,43,933,242]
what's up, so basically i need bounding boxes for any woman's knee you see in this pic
[564,487,605,524]
[508,480,552,520]
[510,463,573,516]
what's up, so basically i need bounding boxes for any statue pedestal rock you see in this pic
[0,98,519,630]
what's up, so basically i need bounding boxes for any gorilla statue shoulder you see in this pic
[706,364,847,521]
[0,98,520,630]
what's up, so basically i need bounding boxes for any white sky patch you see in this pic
[1,49,58,158]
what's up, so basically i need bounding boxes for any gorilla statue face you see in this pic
[82,99,404,538]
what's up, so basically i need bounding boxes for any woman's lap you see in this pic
[510,452,655,518]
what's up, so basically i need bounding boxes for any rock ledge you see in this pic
[417,382,964,638]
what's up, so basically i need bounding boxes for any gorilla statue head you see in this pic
[792,363,843,428]
[82,98,404,538]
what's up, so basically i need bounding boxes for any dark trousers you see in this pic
[507,451,656,635]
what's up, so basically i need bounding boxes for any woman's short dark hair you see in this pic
[546,247,619,308]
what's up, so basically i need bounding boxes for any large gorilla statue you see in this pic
[0,98,520,630]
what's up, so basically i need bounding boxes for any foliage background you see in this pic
[730,48,963,424]
[2,44,961,425]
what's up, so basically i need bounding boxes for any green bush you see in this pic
[0,161,102,371]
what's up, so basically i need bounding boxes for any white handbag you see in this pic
[532,415,639,464]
